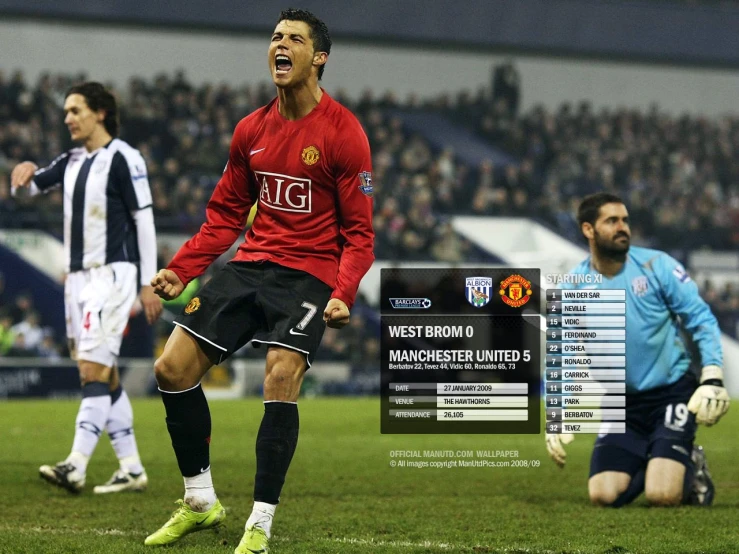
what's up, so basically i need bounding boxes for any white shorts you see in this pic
[65,262,138,368]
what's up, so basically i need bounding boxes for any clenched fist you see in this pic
[151,269,186,301]
[323,298,350,329]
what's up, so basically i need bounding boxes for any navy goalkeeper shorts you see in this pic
[589,371,698,477]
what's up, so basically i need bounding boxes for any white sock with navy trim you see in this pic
[106,388,144,474]
[70,382,112,473]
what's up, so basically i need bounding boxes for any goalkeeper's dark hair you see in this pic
[66,82,119,137]
[577,192,625,227]
[278,8,331,80]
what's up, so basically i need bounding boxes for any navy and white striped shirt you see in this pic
[30,138,156,284]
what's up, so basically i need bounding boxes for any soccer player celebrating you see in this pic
[145,8,374,552]
[10,82,162,494]
[546,192,728,507]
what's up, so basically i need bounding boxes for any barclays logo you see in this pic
[389,298,432,309]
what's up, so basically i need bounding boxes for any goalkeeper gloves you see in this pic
[545,432,574,467]
[688,365,730,426]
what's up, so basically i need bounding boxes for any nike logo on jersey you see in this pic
[250,147,266,155]
[289,328,309,336]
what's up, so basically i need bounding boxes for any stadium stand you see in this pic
[0,69,737,359]
[438,89,739,252]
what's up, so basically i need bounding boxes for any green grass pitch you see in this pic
[1,397,738,553]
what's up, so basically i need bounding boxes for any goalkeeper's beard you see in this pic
[594,230,630,262]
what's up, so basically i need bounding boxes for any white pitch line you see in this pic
[311,537,458,550]
[0,526,137,537]
[0,526,586,553]
[276,535,570,553]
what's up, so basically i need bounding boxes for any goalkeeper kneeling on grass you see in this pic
[545,192,729,507]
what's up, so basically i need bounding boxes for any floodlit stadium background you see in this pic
[0,1,738,553]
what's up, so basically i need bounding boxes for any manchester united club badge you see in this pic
[499,275,532,308]
[301,145,320,165]
[184,297,201,314]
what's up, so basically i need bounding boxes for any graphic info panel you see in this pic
[544,288,627,435]
[380,268,541,434]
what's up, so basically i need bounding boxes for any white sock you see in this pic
[119,455,144,475]
[246,501,276,538]
[106,389,144,474]
[66,451,90,474]
[184,468,217,512]
[70,384,112,472]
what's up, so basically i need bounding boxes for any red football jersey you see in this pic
[168,92,375,308]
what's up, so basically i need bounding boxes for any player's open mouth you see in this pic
[275,54,292,75]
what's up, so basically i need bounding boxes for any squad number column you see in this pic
[544,289,626,435]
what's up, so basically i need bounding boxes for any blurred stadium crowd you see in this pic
[0,68,737,365]
[446,87,739,250]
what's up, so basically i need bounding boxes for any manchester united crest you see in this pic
[465,277,492,308]
[301,145,320,165]
[184,297,201,315]
[499,275,533,308]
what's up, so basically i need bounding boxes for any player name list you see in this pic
[380,268,541,434]
[545,289,626,434]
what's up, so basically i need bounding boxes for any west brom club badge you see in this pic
[465,276,492,308]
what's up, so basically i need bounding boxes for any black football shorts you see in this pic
[174,261,333,367]
[589,371,698,477]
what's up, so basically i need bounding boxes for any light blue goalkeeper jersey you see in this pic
[563,246,722,393]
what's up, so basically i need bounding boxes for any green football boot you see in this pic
[144,499,226,546]
[234,525,270,553]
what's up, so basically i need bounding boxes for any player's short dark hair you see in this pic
[66,82,119,137]
[278,8,332,80]
[576,192,625,227]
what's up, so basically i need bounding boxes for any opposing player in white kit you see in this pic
[10,82,162,494]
